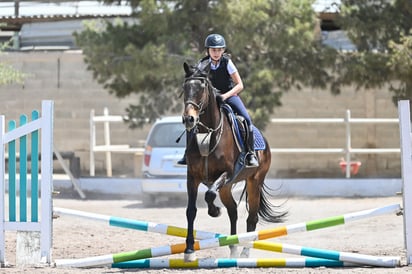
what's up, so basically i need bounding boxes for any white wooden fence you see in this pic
[89,108,400,178]
[271,109,400,178]
[89,108,143,177]
[0,100,53,266]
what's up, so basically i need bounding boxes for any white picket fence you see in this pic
[0,100,53,266]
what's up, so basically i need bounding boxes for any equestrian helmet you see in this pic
[204,34,226,48]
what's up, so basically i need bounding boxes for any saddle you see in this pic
[217,104,265,184]
[220,104,266,152]
[194,103,265,185]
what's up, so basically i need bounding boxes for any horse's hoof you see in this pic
[184,251,197,262]
[208,206,221,217]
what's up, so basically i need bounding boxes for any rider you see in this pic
[178,33,259,167]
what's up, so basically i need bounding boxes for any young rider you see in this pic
[178,33,259,167]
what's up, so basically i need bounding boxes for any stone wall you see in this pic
[0,51,401,178]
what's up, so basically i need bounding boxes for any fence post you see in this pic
[103,107,112,177]
[89,109,96,176]
[398,100,412,265]
[344,109,352,178]
[0,115,5,265]
[40,101,53,264]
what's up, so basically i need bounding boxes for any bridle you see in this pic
[183,76,223,132]
[183,75,224,154]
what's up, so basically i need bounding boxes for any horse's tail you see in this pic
[257,182,288,223]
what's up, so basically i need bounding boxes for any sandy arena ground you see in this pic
[2,194,412,273]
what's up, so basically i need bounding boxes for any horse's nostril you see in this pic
[189,116,194,123]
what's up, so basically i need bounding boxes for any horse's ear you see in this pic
[183,62,194,77]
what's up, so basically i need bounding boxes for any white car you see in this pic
[140,116,206,206]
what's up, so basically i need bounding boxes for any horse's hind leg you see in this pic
[219,185,239,258]
[240,177,261,258]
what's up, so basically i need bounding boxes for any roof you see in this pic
[0,1,133,30]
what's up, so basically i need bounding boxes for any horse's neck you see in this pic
[200,99,221,132]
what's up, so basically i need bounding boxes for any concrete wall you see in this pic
[0,51,401,178]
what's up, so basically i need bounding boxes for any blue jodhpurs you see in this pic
[226,95,252,127]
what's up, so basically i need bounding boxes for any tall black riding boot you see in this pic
[246,129,259,167]
[177,150,187,165]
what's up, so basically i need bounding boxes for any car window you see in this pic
[148,122,186,147]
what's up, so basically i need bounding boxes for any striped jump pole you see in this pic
[54,203,401,241]
[53,207,220,239]
[113,257,356,269]
[55,218,401,268]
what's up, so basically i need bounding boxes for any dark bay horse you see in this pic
[181,62,287,261]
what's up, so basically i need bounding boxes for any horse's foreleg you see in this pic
[205,172,228,217]
[184,178,198,262]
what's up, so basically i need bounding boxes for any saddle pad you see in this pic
[252,125,266,151]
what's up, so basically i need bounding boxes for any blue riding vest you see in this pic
[199,55,252,126]
[200,55,234,94]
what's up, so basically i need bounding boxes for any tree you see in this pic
[75,0,334,129]
[333,0,412,108]
[0,41,25,85]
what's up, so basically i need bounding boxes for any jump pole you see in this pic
[54,202,401,241]
[113,257,356,269]
[55,221,401,268]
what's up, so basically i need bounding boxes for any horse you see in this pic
[181,61,287,262]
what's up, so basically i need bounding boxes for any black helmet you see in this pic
[204,34,226,48]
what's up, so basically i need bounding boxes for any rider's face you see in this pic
[208,48,225,62]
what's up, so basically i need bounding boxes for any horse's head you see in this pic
[182,62,212,131]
